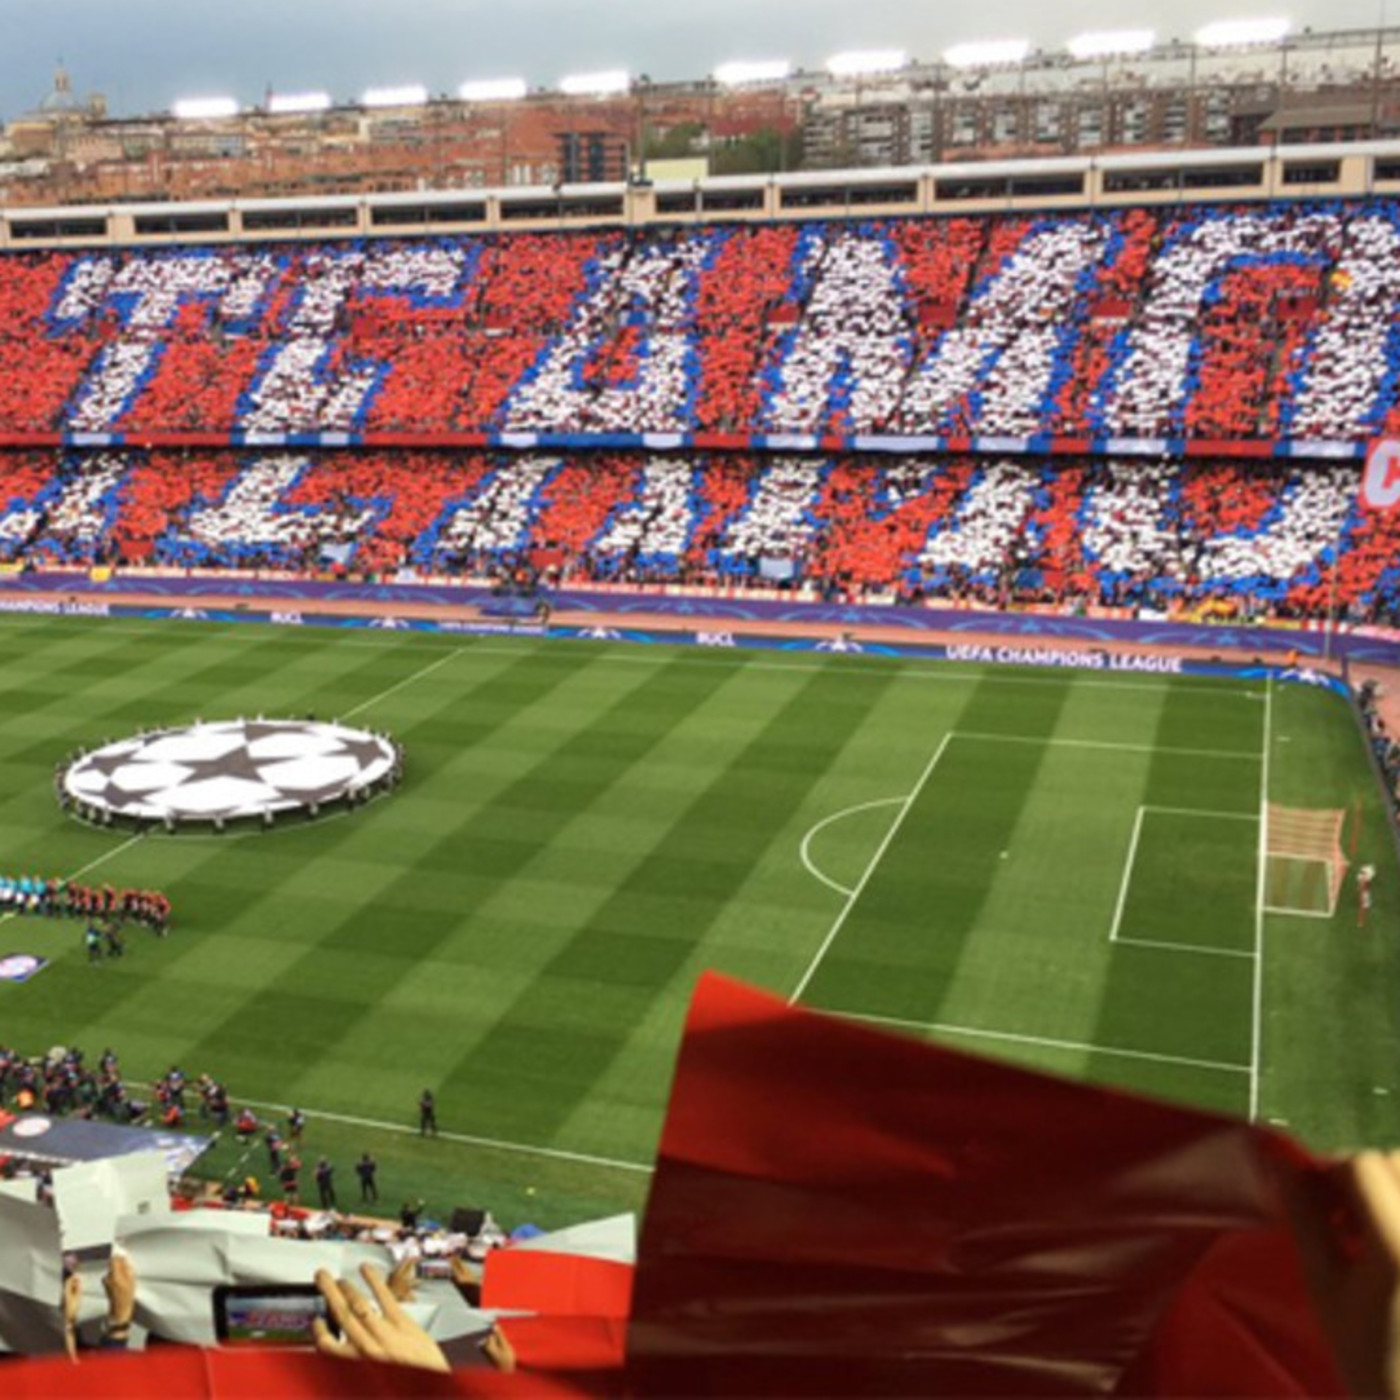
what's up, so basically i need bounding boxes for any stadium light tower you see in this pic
[943,39,1032,68]
[713,59,793,86]
[825,50,907,77]
[268,91,332,114]
[1066,29,1156,60]
[361,84,429,108]
[171,96,239,120]
[559,69,630,96]
[458,77,528,102]
[1194,17,1291,46]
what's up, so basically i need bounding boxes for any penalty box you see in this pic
[1110,806,1259,958]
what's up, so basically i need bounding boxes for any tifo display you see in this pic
[2,450,1399,623]
[0,203,1397,446]
[58,718,403,830]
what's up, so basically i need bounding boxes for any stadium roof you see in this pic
[1258,102,1382,131]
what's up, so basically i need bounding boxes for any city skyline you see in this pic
[1,0,1392,119]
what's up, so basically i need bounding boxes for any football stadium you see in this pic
[5,13,1400,1392]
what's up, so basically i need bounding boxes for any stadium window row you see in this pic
[7,141,1400,248]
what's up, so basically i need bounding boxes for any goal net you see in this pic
[1264,804,1348,918]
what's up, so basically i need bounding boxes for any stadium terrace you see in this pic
[0,201,1398,451]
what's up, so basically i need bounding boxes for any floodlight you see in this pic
[943,39,1031,68]
[361,84,429,108]
[825,50,907,77]
[559,69,630,96]
[714,59,793,85]
[172,96,239,120]
[1194,17,1291,46]
[458,77,528,101]
[268,91,332,114]
[1067,28,1156,59]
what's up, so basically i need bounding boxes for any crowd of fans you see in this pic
[0,203,1398,440]
[1357,678,1400,815]
[4,448,1400,625]
[0,1039,519,1375]
[0,1041,501,1260]
[0,1043,168,1123]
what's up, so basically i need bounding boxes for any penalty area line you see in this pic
[834,1009,1250,1075]
[236,1095,652,1176]
[953,731,1262,760]
[799,797,905,899]
[1251,676,1273,1123]
[1108,807,1146,944]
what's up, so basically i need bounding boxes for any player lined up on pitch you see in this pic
[1358,863,1377,929]
[0,877,170,933]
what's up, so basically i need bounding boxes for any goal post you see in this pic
[1263,804,1349,919]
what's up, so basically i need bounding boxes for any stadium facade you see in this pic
[2,24,1400,206]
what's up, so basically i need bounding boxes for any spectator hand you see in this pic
[387,1255,417,1303]
[103,1253,136,1327]
[448,1254,482,1307]
[313,1263,449,1374]
[62,1272,81,1362]
[481,1325,517,1373]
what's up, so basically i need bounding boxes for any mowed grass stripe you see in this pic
[0,636,453,862]
[0,646,549,1048]
[2,617,1398,1225]
[314,658,840,1139]
[927,726,1160,1049]
[552,673,983,1155]
[1117,809,1257,954]
[174,653,745,1115]
[1085,681,1262,1107]
[0,630,375,867]
[435,663,904,1143]
[800,673,1074,1017]
[6,647,610,1095]
[0,628,418,771]
[1260,685,1400,1144]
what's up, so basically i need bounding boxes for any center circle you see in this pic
[61,718,402,828]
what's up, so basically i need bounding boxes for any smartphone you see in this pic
[212,1283,337,1347]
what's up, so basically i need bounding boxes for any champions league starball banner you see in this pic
[62,718,400,828]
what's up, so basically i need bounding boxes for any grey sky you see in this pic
[2,0,1390,119]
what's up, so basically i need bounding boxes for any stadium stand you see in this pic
[5,163,1400,1392]
[0,202,1398,447]
[4,450,1400,623]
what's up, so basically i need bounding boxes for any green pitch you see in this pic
[1,616,1398,1229]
